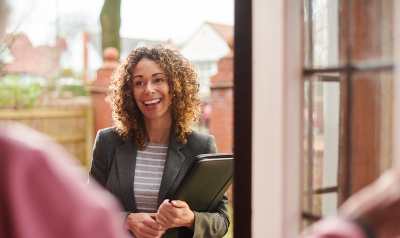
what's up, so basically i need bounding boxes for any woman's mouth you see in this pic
[143,99,162,108]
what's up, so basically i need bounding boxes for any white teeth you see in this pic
[144,99,161,104]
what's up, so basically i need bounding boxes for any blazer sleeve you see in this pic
[87,129,130,226]
[178,136,230,238]
[88,129,108,188]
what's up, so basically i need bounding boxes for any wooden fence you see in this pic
[0,107,94,170]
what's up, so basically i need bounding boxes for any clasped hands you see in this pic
[125,200,195,238]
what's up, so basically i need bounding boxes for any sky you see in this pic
[6,0,234,47]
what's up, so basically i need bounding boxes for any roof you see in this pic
[88,34,176,59]
[2,34,67,77]
[2,34,48,76]
[206,22,234,42]
[120,38,174,57]
[36,39,67,72]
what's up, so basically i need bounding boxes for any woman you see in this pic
[88,45,230,238]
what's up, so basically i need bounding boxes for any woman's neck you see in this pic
[144,118,172,144]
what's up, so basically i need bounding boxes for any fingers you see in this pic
[141,213,164,230]
[149,213,157,220]
[156,199,194,229]
[140,224,165,237]
[159,200,177,215]
[148,219,166,231]
[126,213,166,238]
[160,199,187,214]
[156,209,172,228]
[148,213,168,232]
[171,200,186,208]
[138,222,165,238]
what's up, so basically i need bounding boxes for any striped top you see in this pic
[133,142,168,213]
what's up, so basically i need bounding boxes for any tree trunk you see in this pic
[100,0,121,54]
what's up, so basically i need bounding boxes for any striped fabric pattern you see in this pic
[133,142,168,213]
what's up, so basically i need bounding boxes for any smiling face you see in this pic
[132,58,172,124]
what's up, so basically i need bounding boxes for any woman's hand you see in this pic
[156,200,195,231]
[125,213,166,238]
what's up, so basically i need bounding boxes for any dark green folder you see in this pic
[169,153,234,212]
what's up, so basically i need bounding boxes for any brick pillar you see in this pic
[83,32,89,83]
[210,48,234,201]
[87,47,119,138]
[210,51,234,153]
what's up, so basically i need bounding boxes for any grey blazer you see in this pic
[88,127,230,238]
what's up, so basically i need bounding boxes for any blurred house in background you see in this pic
[0,22,233,169]
[60,33,175,84]
[120,37,177,58]
[1,32,176,85]
[180,22,233,98]
[89,34,175,60]
[59,32,103,84]
[0,34,67,83]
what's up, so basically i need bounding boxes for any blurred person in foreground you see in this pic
[0,1,128,237]
[299,168,400,238]
[87,46,229,238]
[0,122,129,238]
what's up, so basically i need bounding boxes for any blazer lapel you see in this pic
[157,133,186,206]
[116,141,138,212]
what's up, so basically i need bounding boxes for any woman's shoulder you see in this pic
[96,126,124,144]
[185,130,216,153]
[98,126,118,136]
[187,129,215,142]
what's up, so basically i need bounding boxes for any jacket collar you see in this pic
[116,124,187,210]
[116,140,138,212]
[157,130,186,206]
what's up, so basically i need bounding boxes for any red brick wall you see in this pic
[210,88,234,153]
[90,68,114,138]
[210,53,234,153]
[87,47,119,139]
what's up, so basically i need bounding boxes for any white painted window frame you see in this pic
[252,1,400,237]
[252,1,303,237]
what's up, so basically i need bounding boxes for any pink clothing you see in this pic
[203,104,212,118]
[0,122,129,238]
[299,217,367,238]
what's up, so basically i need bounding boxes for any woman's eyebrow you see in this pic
[132,75,143,80]
[152,73,166,77]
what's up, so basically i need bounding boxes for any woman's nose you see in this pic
[145,82,155,95]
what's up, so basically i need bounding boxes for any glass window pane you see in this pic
[321,193,338,216]
[346,70,393,189]
[196,61,212,97]
[303,74,340,220]
[302,0,395,227]
[304,0,393,69]
[304,0,341,68]
[347,0,393,64]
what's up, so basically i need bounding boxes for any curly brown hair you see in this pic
[106,45,203,149]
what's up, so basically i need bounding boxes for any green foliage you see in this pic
[59,68,75,78]
[0,75,42,109]
[63,85,90,97]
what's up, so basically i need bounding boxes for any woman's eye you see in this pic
[135,81,144,86]
[155,78,164,83]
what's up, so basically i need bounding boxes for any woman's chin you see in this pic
[142,109,172,123]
